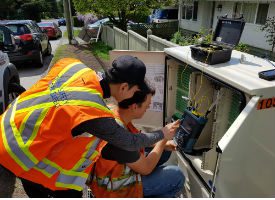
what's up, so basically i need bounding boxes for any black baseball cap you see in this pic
[107,55,146,89]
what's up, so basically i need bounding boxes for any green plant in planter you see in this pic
[171,29,213,46]
[193,28,213,45]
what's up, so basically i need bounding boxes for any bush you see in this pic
[77,13,98,26]
[170,31,182,44]
[21,1,42,22]
[73,16,84,27]
[128,11,150,23]
[91,41,112,61]
[234,43,249,53]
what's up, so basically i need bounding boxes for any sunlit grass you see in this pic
[90,41,112,61]
[63,29,81,38]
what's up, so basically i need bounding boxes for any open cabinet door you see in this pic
[110,50,165,130]
[215,96,275,197]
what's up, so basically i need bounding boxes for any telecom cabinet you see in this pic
[110,46,275,197]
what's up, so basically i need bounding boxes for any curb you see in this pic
[94,55,108,72]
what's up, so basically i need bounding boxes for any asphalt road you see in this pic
[11,25,67,197]
[17,26,67,90]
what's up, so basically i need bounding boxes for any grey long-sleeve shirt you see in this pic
[72,117,163,151]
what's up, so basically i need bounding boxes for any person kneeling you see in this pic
[89,83,185,198]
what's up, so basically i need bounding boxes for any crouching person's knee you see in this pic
[166,165,185,195]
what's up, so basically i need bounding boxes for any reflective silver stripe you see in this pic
[75,159,93,172]
[96,177,111,188]
[95,119,140,190]
[115,118,126,129]
[85,138,101,159]
[3,107,36,169]
[21,109,43,144]
[36,161,58,175]
[137,174,141,182]
[124,165,131,174]
[49,63,87,89]
[16,91,106,110]
[96,174,138,191]
[8,98,17,108]
[17,62,89,109]
[73,138,101,172]
[70,91,106,107]
[17,95,51,110]
[110,175,137,190]
[57,173,87,187]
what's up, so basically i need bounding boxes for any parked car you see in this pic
[0,20,51,67]
[0,50,26,114]
[0,25,17,54]
[87,18,135,38]
[58,18,66,26]
[86,18,113,38]
[38,22,62,39]
[148,8,178,23]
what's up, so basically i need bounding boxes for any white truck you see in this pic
[0,50,25,197]
[110,46,275,197]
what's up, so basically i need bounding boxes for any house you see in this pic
[178,0,275,53]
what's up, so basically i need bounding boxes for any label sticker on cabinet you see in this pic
[257,97,275,110]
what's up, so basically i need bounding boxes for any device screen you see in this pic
[262,69,275,76]
[182,113,197,134]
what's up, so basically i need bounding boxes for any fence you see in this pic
[101,25,179,52]
[129,21,179,39]
[113,27,127,50]
[128,30,147,51]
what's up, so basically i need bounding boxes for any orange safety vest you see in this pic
[90,108,143,198]
[0,58,114,191]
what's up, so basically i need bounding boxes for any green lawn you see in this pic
[50,44,76,66]
[63,29,81,38]
[90,41,112,61]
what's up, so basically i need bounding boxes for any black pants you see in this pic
[21,178,83,198]
[0,165,16,198]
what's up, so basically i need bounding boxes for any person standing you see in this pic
[0,55,179,197]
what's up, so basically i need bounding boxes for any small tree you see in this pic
[261,17,275,54]
[72,0,178,31]
[21,1,43,22]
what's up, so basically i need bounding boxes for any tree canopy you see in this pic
[0,0,25,19]
[0,0,64,21]
[261,16,275,53]
[72,0,177,30]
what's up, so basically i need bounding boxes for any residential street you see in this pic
[11,26,106,198]
[17,26,67,90]
[10,26,66,198]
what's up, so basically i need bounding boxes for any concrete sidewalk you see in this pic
[49,36,108,72]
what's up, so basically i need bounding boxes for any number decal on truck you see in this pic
[257,97,275,110]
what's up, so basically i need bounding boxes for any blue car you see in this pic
[149,8,178,23]
[58,18,66,26]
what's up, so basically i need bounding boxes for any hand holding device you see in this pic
[162,120,180,140]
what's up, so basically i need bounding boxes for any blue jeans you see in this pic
[141,165,185,198]
[145,148,172,166]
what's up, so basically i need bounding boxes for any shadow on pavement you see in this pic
[15,54,53,78]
